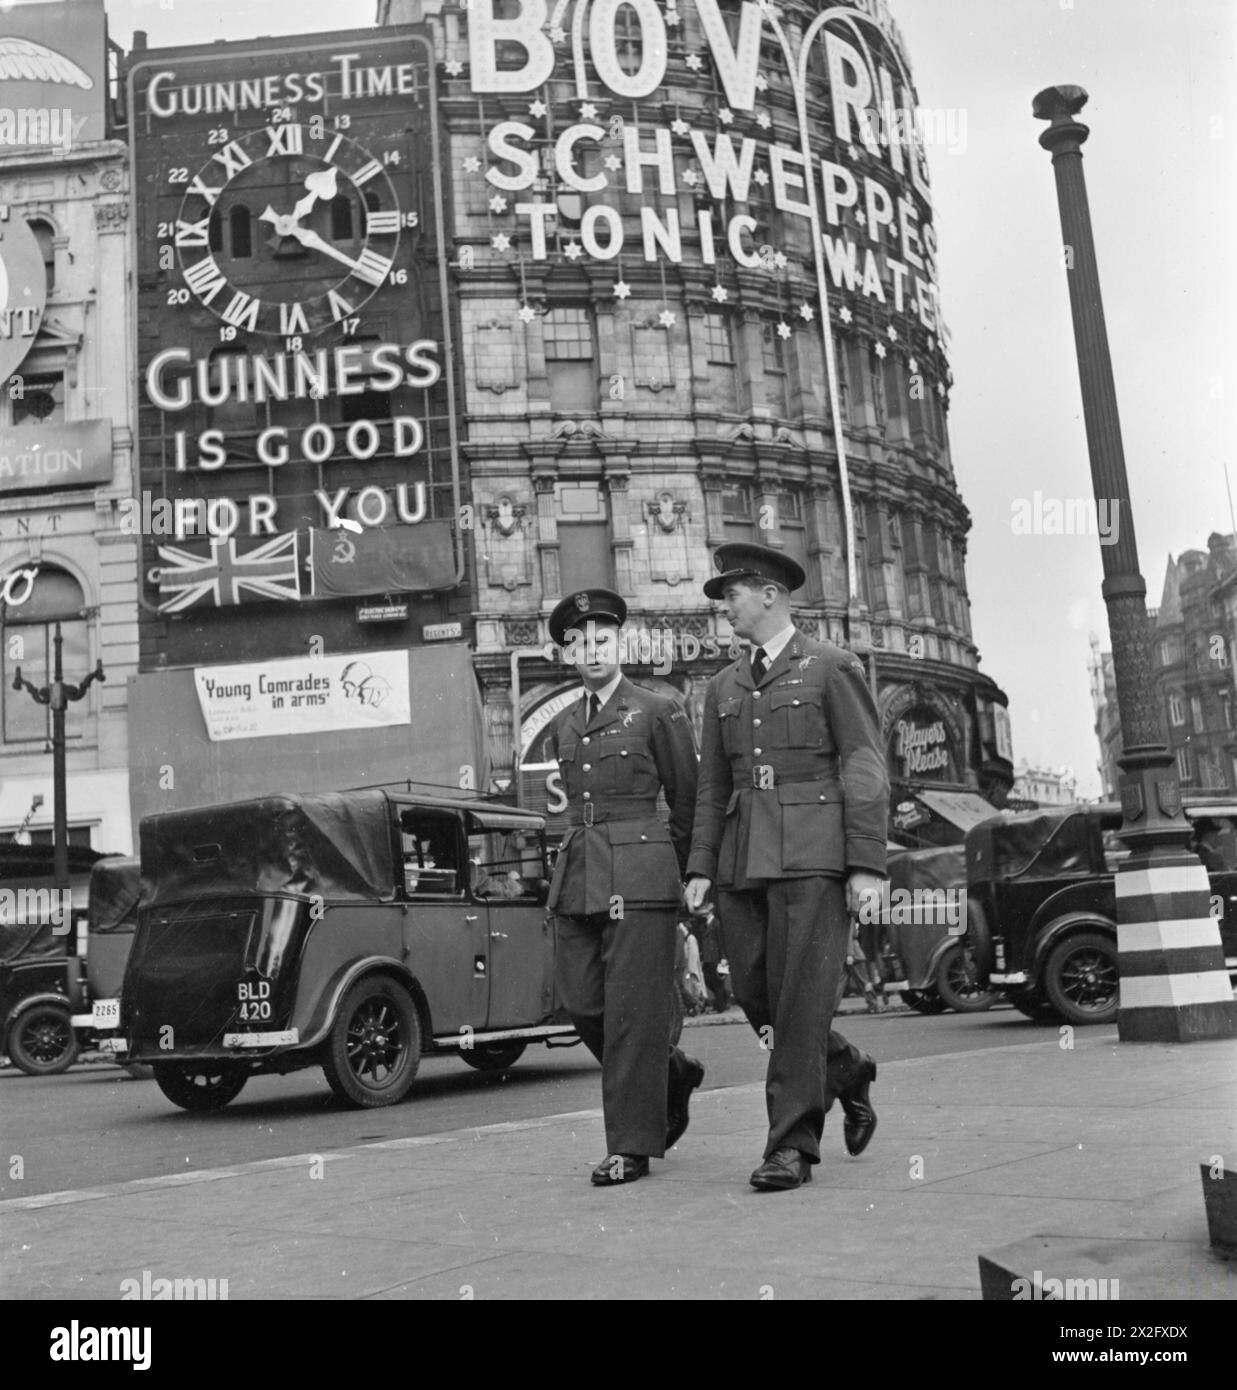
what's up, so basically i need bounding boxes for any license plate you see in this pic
[92,998,120,1027]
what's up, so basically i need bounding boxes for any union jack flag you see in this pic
[156,533,302,613]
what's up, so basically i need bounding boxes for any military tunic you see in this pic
[688,631,890,1161]
[545,676,699,1157]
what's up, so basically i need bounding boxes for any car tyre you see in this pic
[900,988,948,1014]
[1044,930,1119,1025]
[459,1040,528,1072]
[322,976,421,1108]
[153,1062,248,1111]
[8,1003,78,1076]
[1005,985,1059,1021]
[934,941,998,1013]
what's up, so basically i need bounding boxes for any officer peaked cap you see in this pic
[703,542,806,599]
[548,588,628,645]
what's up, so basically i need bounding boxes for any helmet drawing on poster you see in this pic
[339,661,391,709]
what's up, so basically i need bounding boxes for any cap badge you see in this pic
[575,593,590,611]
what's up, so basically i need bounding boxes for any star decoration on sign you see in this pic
[756,112,772,130]
[846,145,859,161]
[580,101,599,120]
[491,233,511,251]
[854,210,866,226]
[549,24,566,42]
[773,251,788,269]
[798,302,814,321]
[684,53,704,71]
[444,60,464,77]
[718,107,734,125]
[518,304,537,324]
[670,118,690,137]
[908,356,919,373]
[604,154,623,172]
[838,306,853,324]
[528,99,548,118]
[682,168,700,187]
[461,156,481,174]
[658,310,677,328]
[777,321,792,340]
[563,240,583,260]
[613,280,632,300]
[886,325,898,341]
[936,382,946,396]
[665,4,681,24]
[711,285,729,303]
[754,75,769,92]
[874,342,887,358]
[753,168,770,186]
[488,193,508,214]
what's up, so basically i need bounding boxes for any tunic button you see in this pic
[753,747,763,755]
[582,791,591,800]
[752,690,762,699]
[620,749,628,757]
[753,718,762,727]
[582,736,590,745]
[792,699,801,707]
[582,764,591,772]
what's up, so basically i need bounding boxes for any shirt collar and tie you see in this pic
[583,669,623,723]
[750,623,797,681]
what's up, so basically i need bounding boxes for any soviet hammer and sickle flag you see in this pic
[155,533,302,613]
[308,521,455,597]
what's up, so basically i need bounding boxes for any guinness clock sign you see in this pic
[128,26,461,647]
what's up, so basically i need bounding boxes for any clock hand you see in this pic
[281,222,362,272]
[289,167,339,226]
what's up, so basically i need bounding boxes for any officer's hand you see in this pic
[846,871,885,921]
[684,876,712,912]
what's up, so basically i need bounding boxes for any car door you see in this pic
[485,901,554,1029]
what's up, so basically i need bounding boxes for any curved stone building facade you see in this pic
[381,0,1014,831]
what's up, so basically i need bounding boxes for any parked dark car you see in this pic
[876,844,998,1014]
[967,800,1237,1025]
[0,843,103,1075]
[122,790,585,1111]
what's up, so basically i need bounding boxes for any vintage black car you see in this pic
[122,790,583,1111]
[966,800,1237,1025]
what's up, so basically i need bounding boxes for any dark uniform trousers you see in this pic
[687,632,890,1166]
[545,677,700,1159]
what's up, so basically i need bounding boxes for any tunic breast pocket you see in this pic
[717,697,744,755]
[595,738,647,794]
[769,686,829,749]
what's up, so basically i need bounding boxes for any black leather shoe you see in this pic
[666,1056,705,1148]
[590,1154,650,1186]
[749,1147,814,1191]
[840,1057,877,1156]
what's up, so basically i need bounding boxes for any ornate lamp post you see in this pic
[1033,85,1236,1041]
[11,623,105,895]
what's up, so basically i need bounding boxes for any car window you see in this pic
[398,812,464,897]
[468,830,539,901]
[1101,829,1129,874]
[1189,817,1237,873]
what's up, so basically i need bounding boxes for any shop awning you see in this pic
[915,789,999,833]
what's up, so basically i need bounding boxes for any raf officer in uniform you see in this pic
[545,588,705,1186]
[684,544,886,1191]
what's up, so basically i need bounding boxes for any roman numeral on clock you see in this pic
[174,216,211,248]
[188,174,222,206]
[351,248,392,287]
[365,210,401,236]
[220,290,261,332]
[265,124,303,157]
[212,140,253,180]
[327,289,355,322]
[279,301,309,336]
[351,159,382,186]
[183,257,226,304]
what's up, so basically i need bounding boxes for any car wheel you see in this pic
[153,1062,248,1111]
[935,942,998,1013]
[1044,931,1119,1025]
[459,1040,528,1072]
[8,1004,79,1075]
[322,976,420,1108]
[1005,986,1059,1021]
[900,988,948,1014]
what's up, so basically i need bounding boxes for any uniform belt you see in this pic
[738,767,839,789]
[567,799,658,827]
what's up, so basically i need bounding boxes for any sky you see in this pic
[94,0,1236,798]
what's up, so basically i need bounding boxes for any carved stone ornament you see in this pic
[1120,781,1145,823]
[647,491,686,533]
[486,496,526,537]
[1155,778,1182,818]
[99,168,123,192]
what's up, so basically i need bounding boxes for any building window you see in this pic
[12,374,65,427]
[883,356,908,440]
[779,487,807,572]
[492,0,529,71]
[721,482,756,543]
[1176,747,1192,783]
[1221,689,1232,729]
[1167,691,1185,726]
[1,567,90,746]
[228,204,252,259]
[556,481,610,591]
[27,826,93,849]
[1190,694,1205,731]
[762,321,789,417]
[868,346,886,426]
[543,307,597,413]
[29,218,55,294]
[703,311,737,406]
[614,3,644,75]
[330,194,355,242]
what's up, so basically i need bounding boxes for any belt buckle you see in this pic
[582,801,595,826]
[751,765,775,790]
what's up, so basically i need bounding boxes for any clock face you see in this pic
[173,123,403,338]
